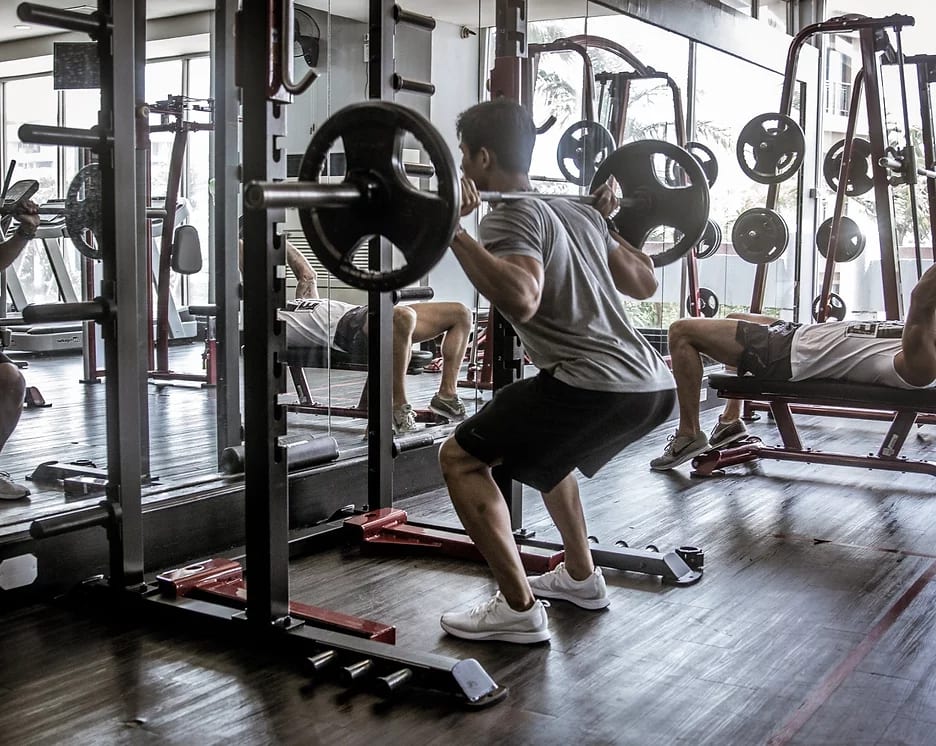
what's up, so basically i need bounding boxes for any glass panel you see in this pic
[693,43,790,319]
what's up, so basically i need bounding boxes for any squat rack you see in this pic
[21,0,506,708]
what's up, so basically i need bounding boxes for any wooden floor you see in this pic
[2,347,936,744]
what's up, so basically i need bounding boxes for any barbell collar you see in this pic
[17,2,111,35]
[19,124,112,150]
[244,180,367,210]
[22,297,113,325]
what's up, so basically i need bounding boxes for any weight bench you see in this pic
[283,344,444,423]
[692,374,936,477]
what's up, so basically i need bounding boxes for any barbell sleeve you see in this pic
[22,298,113,324]
[244,180,367,210]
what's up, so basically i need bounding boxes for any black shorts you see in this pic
[454,370,675,492]
[333,305,368,358]
[736,320,800,379]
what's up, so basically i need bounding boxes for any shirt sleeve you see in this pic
[479,200,547,263]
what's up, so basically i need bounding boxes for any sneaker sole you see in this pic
[439,621,551,644]
[649,443,710,471]
[529,588,610,610]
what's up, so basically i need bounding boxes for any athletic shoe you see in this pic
[708,418,749,448]
[429,393,467,420]
[649,431,710,471]
[440,591,551,644]
[0,472,29,500]
[392,403,417,435]
[528,562,609,609]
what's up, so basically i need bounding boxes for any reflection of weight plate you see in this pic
[667,141,719,188]
[591,139,710,268]
[731,207,788,264]
[812,292,847,322]
[694,220,722,259]
[822,138,873,196]
[296,101,459,292]
[66,163,103,261]
[816,216,866,262]
[556,120,616,187]
[736,113,805,184]
[687,287,719,317]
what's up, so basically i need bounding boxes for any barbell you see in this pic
[244,101,711,292]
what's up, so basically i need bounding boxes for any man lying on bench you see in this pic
[650,263,936,470]
[239,223,472,434]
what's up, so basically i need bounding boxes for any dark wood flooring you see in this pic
[2,346,936,744]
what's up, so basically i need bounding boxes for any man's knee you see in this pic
[0,364,25,405]
[452,303,472,332]
[667,318,698,348]
[439,435,484,481]
[392,305,418,337]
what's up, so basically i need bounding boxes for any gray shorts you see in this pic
[736,320,800,379]
[333,305,368,358]
[454,370,675,492]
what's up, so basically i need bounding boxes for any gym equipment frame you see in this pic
[19,0,505,708]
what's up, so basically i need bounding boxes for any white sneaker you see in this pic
[0,471,29,500]
[392,403,417,435]
[528,562,609,609]
[440,591,551,644]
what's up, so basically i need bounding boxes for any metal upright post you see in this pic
[212,0,243,463]
[102,0,147,587]
[860,28,903,319]
[488,0,527,530]
[241,0,290,627]
[367,0,395,510]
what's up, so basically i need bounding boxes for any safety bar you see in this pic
[17,2,111,35]
[392,286,434,303]
[18,124,112,150]
[30,502,118,539]
[392,4,436,30]
[391,74,435,96]
[22,298,113,325]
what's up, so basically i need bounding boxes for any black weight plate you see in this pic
[297,101,459,292]
[65,163,103,261]
[694,219,722,259]
[686,141,719,187]
[557,120,617,187]
[736,113,805,184]
[731,207,788,264]
[687,287,719,317]
[816,216,866,263]
[812,292,847,322]
[822,138,873,196]
[592,139,710,268]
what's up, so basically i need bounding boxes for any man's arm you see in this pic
[0,200,39,272]
[450,228,542,323]
[285,240,318,299]
[606,229,658,300]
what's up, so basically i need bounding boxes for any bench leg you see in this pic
[769,402,803,450]
[878,410,918,459]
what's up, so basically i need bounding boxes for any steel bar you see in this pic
[244,180,602,210]
[17,2,111,34]
[18,124,112,149]
[392,4,436,30]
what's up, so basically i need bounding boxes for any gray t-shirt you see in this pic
[479,197,674,393]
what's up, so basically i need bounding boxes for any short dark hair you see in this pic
[456,99,536,173]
